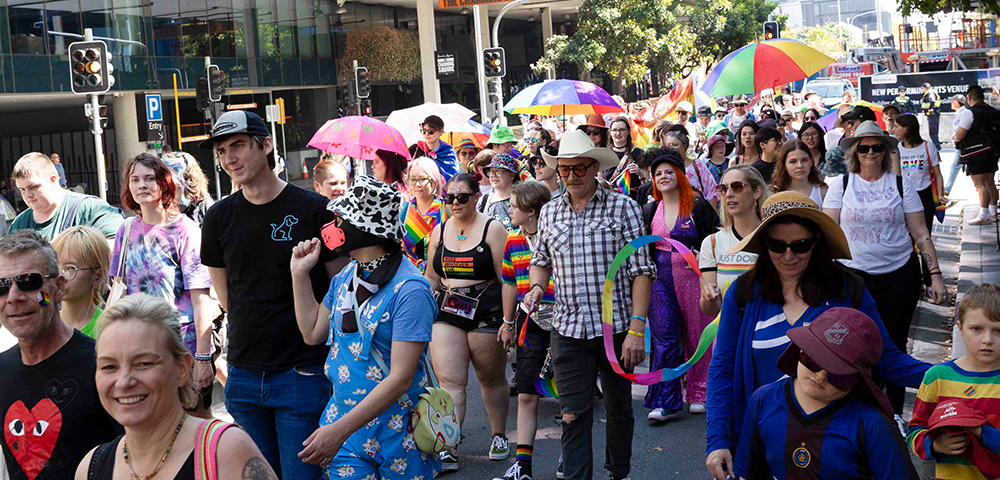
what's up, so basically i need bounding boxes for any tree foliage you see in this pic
[897,0,1000,17]
[787,24,859,60]
[337,27,422,83]
[534,0,782,89]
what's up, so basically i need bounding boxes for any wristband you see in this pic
[627,329,645,338]
[530,283,545,295]
[502,317,516,325]
[194,353,213,362]
[630,315,648,323]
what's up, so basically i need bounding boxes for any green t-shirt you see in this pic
[79,306,104,339]
[8,191,124,240]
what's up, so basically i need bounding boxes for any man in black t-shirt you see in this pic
[200,111,345,480]
[0,231,120,480]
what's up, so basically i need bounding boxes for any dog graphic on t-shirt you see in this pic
[270,215,298,241]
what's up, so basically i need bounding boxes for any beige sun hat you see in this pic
[727,191,851,259]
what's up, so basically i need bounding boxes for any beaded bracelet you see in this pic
[194,353,213,363]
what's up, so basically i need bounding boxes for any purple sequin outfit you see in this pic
[644,202,714,410]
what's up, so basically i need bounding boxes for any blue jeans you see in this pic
[225,364,331,480]
[945,157,962,193]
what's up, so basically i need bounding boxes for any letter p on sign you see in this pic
[146,94,162,122]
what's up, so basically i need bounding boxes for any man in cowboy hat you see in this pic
[725,95,755,135]
[525,130,655,480]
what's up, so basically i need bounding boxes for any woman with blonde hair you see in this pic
[401,156,449,271]
[52,226,110,337]
[77,294,276,480]
[698,165,771,318]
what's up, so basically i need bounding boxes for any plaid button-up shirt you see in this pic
[531,185,655,340]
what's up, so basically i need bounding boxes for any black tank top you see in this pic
[89,435,195,480]
[433,218,496,280]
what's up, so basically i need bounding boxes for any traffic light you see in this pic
[483,47,506,78]
[69,40,114,94]
[196,76,210,112]
[763,21,780,40]
[355,67,371,99]
[361,98,372,116]
[207,65,225,102]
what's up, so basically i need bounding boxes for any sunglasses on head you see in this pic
[556,161,597,178]
[765,236,817,254]
[714,180,748,195]
[443,192,475,204]
[856,143,886,154]
[0,273,58,297]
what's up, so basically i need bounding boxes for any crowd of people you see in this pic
[0,78,999,480]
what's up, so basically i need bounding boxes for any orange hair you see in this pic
[651,163,694,219]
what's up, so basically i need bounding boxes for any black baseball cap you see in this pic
[922,82,932,89]
[420,115,445,130]
[840,105,877,122]
[697,106,712,117]
[200,110,271,149]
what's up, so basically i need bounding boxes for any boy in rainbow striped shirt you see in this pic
[496,180,557,480]
[907,283,1000,480]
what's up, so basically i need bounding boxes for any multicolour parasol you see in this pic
[701,39,835,97]
[503,79,624,116]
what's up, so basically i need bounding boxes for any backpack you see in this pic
[842,173,902,201]
[732,268,865,320]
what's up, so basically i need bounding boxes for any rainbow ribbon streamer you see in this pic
[601,235,719,385]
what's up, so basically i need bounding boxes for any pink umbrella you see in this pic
[308,116,411,162]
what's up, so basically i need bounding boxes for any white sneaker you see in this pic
[489,434,510,460]
[969,214,991,225]
[647,408,680,422]
[894,414,908,437]
[688,403,706,414]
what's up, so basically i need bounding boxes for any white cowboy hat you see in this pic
[541,130,620,171]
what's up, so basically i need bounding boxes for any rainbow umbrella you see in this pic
[308,116,410,162]
[701,39,834,97]
[442,119,492,149]
[503,79,624,116]
[816,101,886,131]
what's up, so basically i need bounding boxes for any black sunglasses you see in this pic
[443,192,475,205]
[530,157,546,168]
[765,236,817,254]
[556,161,597,178]
[856,143,886,154]
[799,351,823,373]
[0,273,58,297]
[583,128,604,136]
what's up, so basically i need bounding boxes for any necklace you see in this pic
[454,217,475,243]
[122,413,186,480]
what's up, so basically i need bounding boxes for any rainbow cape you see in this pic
[401,198,446,256]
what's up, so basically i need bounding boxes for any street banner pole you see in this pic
[474,5,489,124]
[490,0,525,127]
[84,28,108,201]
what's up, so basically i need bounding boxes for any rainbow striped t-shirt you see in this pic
[501,228,555,304]
[906,360,1000,480]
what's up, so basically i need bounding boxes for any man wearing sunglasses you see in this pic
[0,230,121,479]
[525,130,654,480]
[9,152,124,246]
[408,115,459,181]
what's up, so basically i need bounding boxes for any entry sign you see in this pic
[146,94,162,122]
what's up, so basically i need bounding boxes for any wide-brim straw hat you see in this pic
[727,191,851,259]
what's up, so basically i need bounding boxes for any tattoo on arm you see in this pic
[916,240,938,270]
[242,457,277,480]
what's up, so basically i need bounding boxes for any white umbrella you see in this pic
[385,102,476,146]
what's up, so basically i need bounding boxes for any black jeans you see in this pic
[551,331,634,480]
[850,253,921,414]
[927,113,941,151]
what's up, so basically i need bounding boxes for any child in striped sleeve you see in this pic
[497,180,557,480]
[907,283,1000,480]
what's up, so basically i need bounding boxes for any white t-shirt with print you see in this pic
[823,172,923,274]
[897,141,939,192]
[699,227,758,298]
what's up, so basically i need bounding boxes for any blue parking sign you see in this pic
[146,94,162,122]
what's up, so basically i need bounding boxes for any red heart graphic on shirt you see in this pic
[4,399,63,480]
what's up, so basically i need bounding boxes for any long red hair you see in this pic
[652,163,694,219]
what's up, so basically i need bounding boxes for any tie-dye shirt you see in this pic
[110,214,212,353]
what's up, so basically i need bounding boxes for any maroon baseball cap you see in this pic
[928,401,988,430]
[777,307,893,418]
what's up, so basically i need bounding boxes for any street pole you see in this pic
[490,0,526,127]
[473,5,489,124]
[205,56,222,200]
[84,29,108,201]
[353,59,361,117]
[837,0,844,55]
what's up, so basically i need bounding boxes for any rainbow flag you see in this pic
[631,68,700,148]
[612,170,632,196]
[401,200,438,253]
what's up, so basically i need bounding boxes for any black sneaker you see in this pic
[440,450,459,472]
[493,461,532,480]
